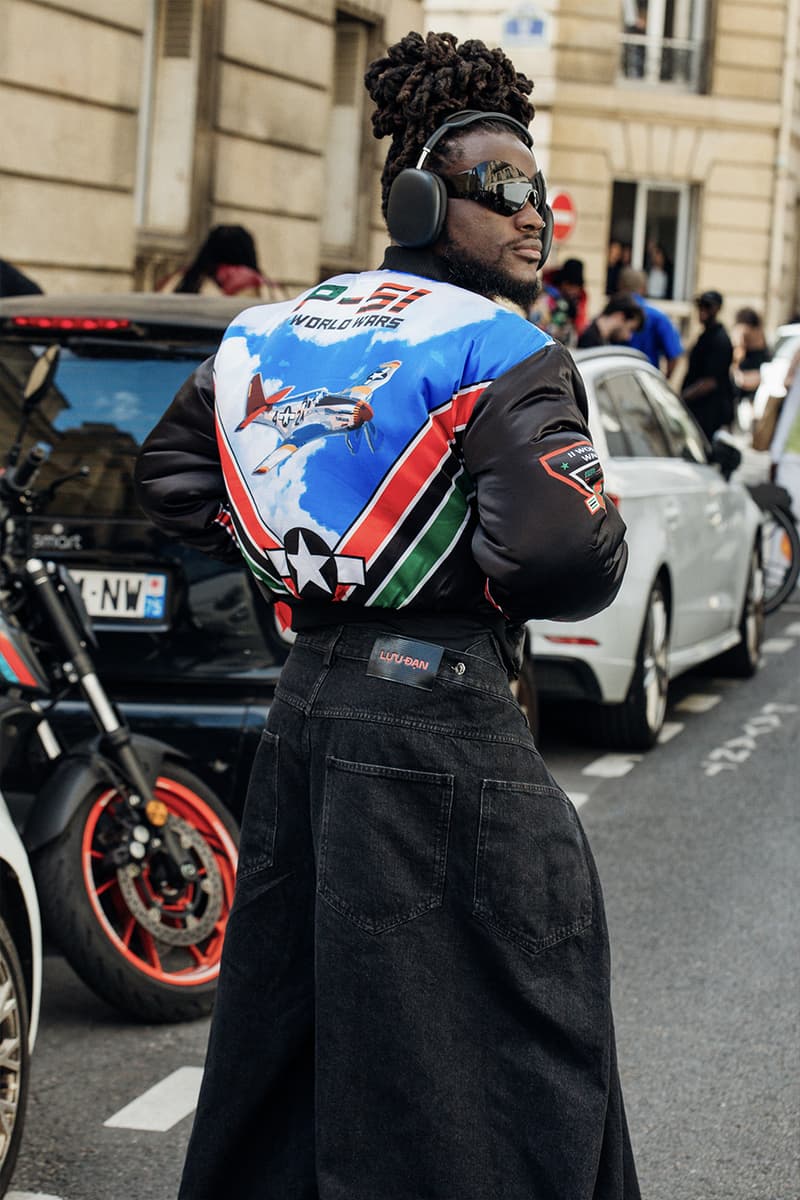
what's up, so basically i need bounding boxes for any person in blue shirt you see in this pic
[618,267,683,378]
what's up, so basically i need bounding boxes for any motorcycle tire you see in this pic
[0,915,30,1195]
[33,763,239,1024]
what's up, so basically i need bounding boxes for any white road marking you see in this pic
[7,1193,64,1199]
[582,754,642,778]
[675,694,721,714]
[567,792,590,809]
[104,1066,203,1132]
[762,637,796,653]
[785,622,800,637]
[657,721,684,744]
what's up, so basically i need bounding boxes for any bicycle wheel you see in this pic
[760,503,800,614]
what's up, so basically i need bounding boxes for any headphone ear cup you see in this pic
[540,205,554,268]
[387,170,448,248]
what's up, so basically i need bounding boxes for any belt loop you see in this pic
[322,626,343,667]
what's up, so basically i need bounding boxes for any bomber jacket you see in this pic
[135,247,627,660]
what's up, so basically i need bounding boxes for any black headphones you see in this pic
[386,109,553,265]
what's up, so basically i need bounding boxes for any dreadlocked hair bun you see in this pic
[364,31,535,218]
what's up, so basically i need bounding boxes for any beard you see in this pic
[435,234,542,310]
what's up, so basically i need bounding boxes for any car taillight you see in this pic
[11,316,132,331]
[544,636,600,646]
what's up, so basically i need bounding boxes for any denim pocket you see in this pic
[318,756,454,934]
[236,729,279,880]
[473,781,592,954]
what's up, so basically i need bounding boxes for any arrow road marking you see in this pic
[104,1066,203,1132]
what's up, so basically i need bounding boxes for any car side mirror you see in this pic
[23,344,60,411]
[708,433,741,482]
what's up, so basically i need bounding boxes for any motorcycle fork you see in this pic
[24,560,197,878]
[30,699,62,761]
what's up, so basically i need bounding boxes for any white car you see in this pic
[0,776,42,1197]
[753,323,800,421]
[524,347,764,750]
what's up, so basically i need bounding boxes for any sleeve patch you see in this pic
[540,440,607,514]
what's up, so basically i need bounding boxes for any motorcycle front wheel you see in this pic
[34,763,239,1023]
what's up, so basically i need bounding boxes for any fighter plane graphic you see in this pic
[237,361,402,475]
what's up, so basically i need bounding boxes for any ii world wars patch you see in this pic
[540,440,607,514]
[367,636,444,690]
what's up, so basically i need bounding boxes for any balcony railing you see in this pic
[619,35,706,91]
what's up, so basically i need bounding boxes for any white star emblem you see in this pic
[286,531,332,593]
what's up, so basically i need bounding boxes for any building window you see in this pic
[320,17,371,269]
[135,0,202,236]
[609,180,697,301]
[620,0,708,90]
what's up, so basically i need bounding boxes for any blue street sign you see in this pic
[503,6,551,46]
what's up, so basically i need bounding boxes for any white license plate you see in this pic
[68,569,168,622]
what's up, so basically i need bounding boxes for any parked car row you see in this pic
[0,296,768,770]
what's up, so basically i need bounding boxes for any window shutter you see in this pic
[163,0,194,59]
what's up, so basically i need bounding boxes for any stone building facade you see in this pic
[0,0,422,296]
[426,0,800,335]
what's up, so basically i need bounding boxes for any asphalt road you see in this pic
[9,603,800,1200]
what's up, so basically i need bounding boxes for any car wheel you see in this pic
[593,578,670,751]
[713,542,764,678]
[511,651,539,741]
[0,915,30,1195]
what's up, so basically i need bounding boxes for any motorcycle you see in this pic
[0,346,239,1022]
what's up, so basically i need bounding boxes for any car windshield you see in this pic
[0,341,210,518]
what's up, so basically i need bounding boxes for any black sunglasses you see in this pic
[441,160,547,218]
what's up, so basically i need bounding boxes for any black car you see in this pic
[0,294,290,820]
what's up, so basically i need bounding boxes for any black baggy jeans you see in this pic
[178,627,640,1200]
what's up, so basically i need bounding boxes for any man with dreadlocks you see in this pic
[136,29,639,1200]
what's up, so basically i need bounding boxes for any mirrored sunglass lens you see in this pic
[493,179,535,212]
[445,162,546,215]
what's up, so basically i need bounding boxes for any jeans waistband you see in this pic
[293,625,509,680]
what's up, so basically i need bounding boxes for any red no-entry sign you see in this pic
[550,192,576,242]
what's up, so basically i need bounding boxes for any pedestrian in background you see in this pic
[577,292,644,347]
[533,256,588,345]
[136,27,638,1200]
[681,290,734,441]
[644,240,673,300]
[618,267,683,378]
[157,224,274,299]
[606,239,624,294]
[731,306,771,430]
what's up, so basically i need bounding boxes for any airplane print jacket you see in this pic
[135,247,628,641]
